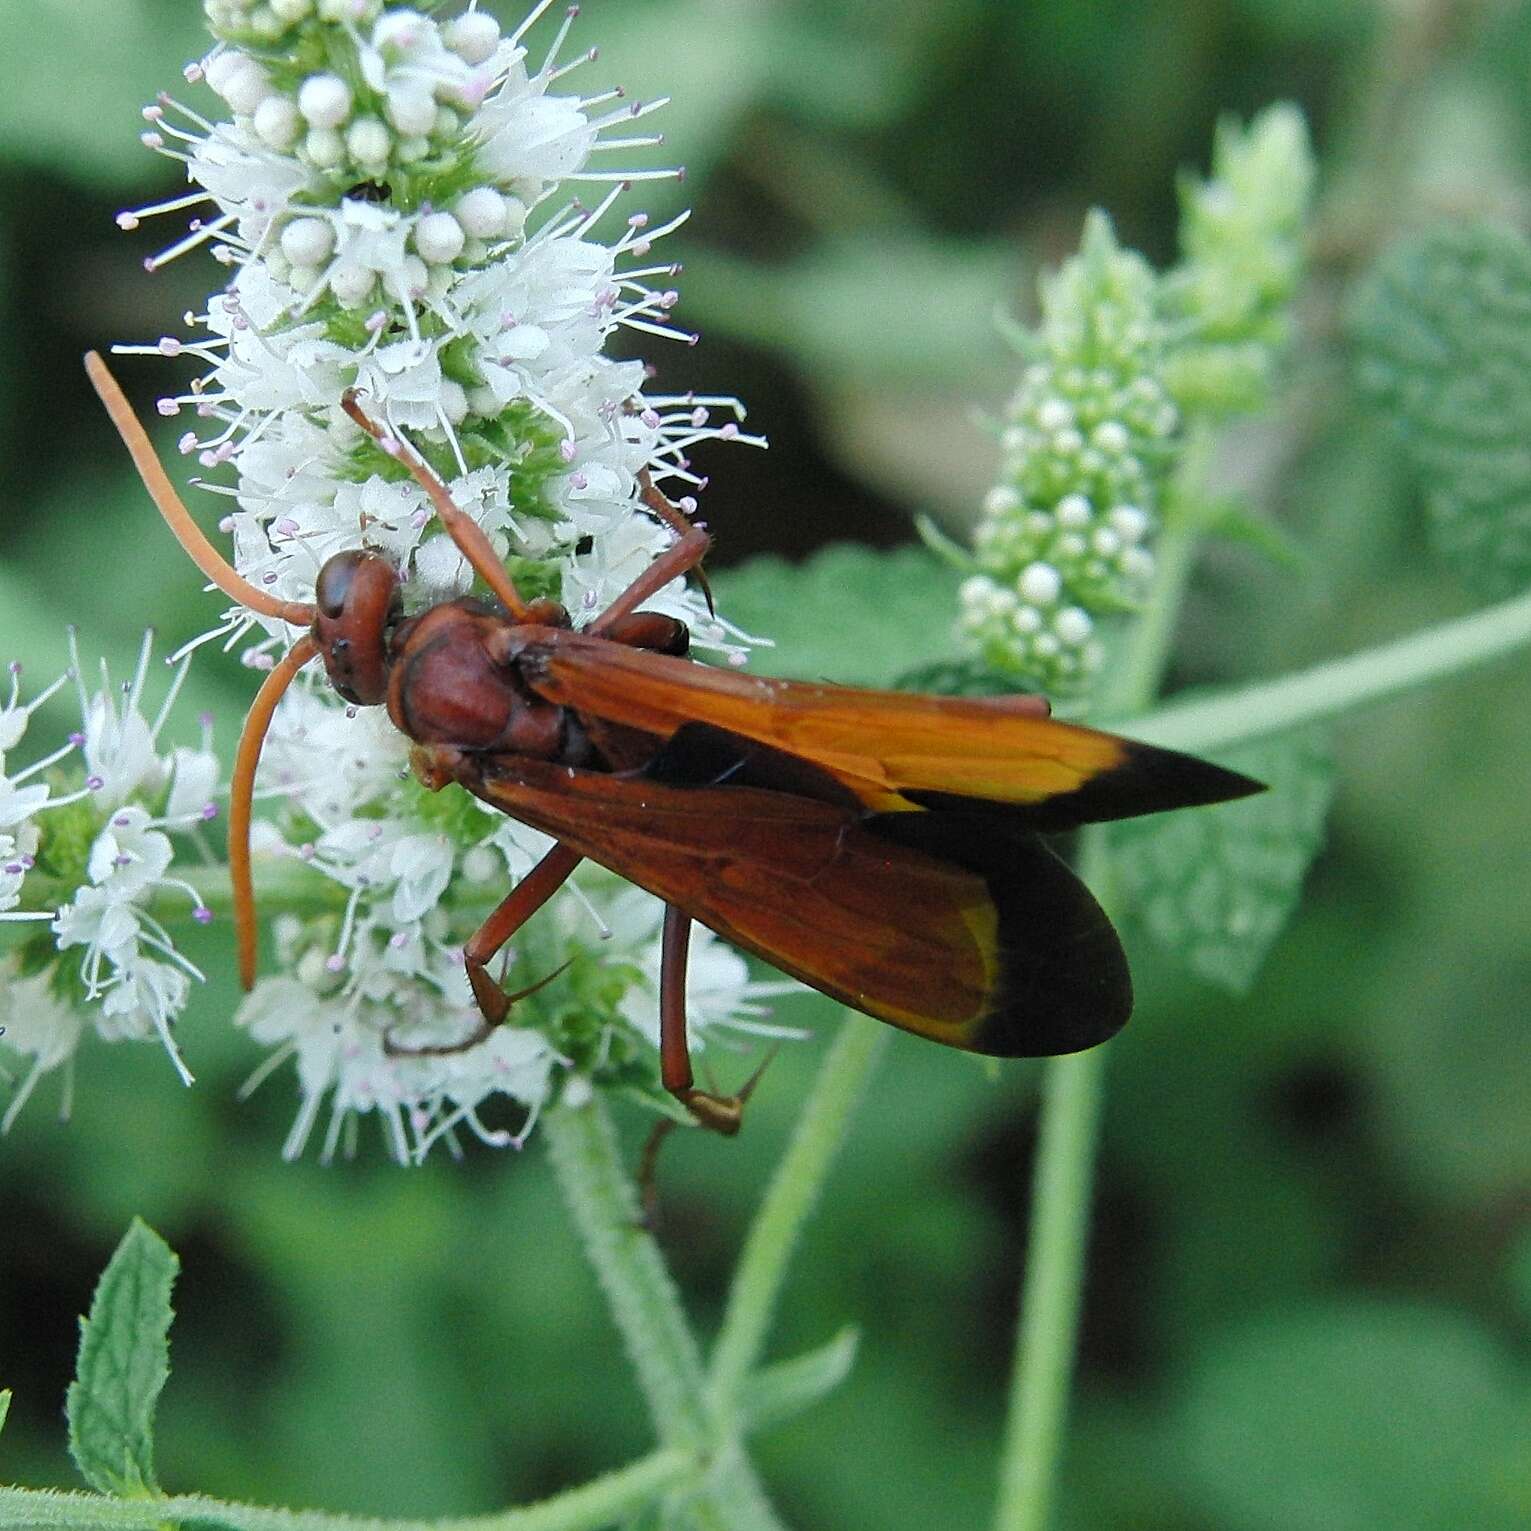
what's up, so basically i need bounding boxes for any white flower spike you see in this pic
[96,1,778,1159]
[2,635,219,1126]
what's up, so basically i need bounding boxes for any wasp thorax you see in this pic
[313,550,400,706]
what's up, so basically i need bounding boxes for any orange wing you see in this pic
[516,630,1259,827]
[448,752,1131,1057]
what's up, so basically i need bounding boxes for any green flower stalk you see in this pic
[959,213,1177,694]
[1163,103,1315,415]
[959,106,1313,699]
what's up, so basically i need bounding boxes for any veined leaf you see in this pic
[66,1220,179,1498]
[1351,221,1531,596]
[714,546,964,686]
[1111,728,1333,992]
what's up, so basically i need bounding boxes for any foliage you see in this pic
[1111,728,1335,993]
[1351,219,1531,596]
[66,1221,177,1499]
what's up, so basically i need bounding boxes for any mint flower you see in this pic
[0,663,77,926]
[1,635,219,1128]
[103,1,771,1157]
[1162,104,1314,415]
[960,213,1176,694]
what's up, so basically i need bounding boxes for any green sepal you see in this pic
[736,1327,860,1435]
[914,514,977,573]
[1205,497,1311,574]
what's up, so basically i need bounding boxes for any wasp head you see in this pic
[312,550,401,706]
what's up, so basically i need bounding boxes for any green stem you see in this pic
[0,1447,691,1531]
[1123,584,1531,754]
[993,482,1207,1531]
[991,978,1108,1531]
[708,1014,889,1414]
[1107,422,1216,708]
[540,1098,788,1531]
[541,1097,710,1452]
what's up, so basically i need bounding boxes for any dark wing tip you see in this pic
[1029,736,1264,831]
[869,816,1133,1058]
[972,832,1133,1057]
[1115,738,1266,813]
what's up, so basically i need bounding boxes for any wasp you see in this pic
[86,352,1259,1132]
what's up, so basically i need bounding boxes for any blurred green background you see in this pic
[3,1,1531,1526]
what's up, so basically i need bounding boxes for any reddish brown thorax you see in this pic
[311,549,578,757]
[309,549,692,768]
[387,601,568,755]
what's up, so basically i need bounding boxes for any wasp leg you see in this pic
[636,1115,680,1230]
[598,610,691,655]
[657,904,774,1135]
[409,742,468,792]
[588,527,712,636]
[637,468,714,616]
[384,959,572,1058]
[464,842,584,1027]
[383,839,584,1059]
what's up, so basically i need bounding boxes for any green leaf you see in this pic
[0,1388,9,1435]
[1177,1301,1531,1531]
[713,545,964,686]
[737,1328,860,1435]
[1111,728,1333,992]
[66,1220,179,1498]
[1351,221,1531,596]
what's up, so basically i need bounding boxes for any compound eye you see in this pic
[312,551,400,707]
[316,550,368,620]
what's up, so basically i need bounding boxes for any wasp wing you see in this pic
[449,752,1131,1057]
[518,631,1258,829]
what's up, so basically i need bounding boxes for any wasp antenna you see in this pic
[637,469,713,616]
[84,353,317,628]
[229,635,318,990]
[340,387,534,622]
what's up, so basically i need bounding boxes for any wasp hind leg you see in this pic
[657,904,774,1134]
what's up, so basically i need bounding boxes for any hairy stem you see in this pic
[1124,584,1531,754]
[708,1014,889,1414]
[542,1096,710,1451]
[540,1097,788,1531]
[990,968,1109,1531]
[0,1448,692,1531]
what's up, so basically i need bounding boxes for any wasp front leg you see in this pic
[383,841,584,1058]
[462,842,583,1026]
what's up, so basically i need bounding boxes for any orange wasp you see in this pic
[86,352,1259,1132]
